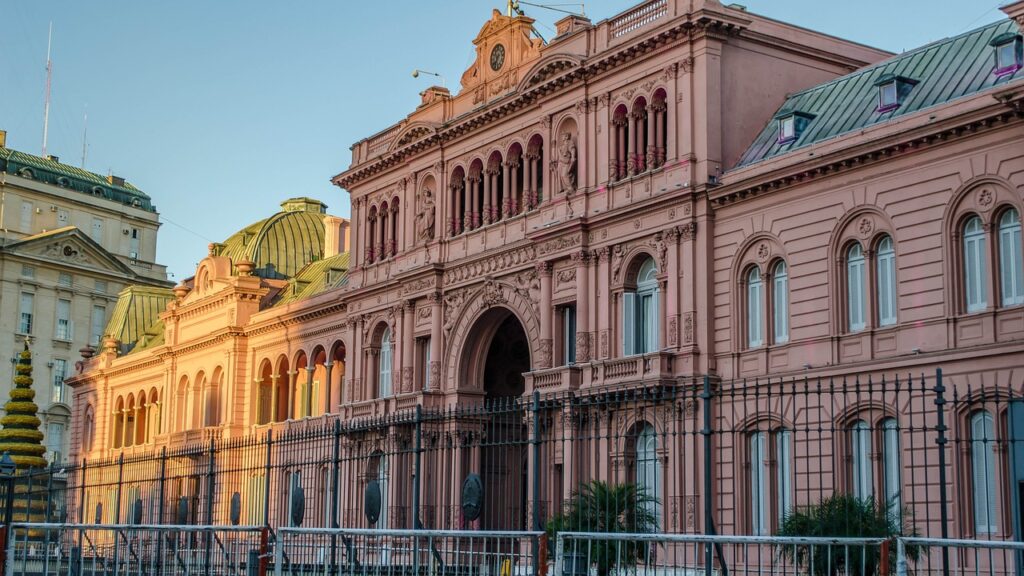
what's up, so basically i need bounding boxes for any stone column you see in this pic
[627,113,637,175]
[305,365,316,418]
[509,158,520,215]
[666,227,681,349]
[572,251,591,362]
[527,154,538,209]
[646,104,657,170]
[537,261,554,369]
[324,362,334,415]
[402,300,415,394]
[287,370,298,420]
[482,170,491,225]
[617,122,627,178]
[597,247,611,359]
[501,161,511,219]
[469,175,480,229]
[350,319,362,403]
[270,375,280,422]
[636,110,647,173]
[429,292,443,391]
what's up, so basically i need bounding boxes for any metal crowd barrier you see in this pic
[273,527,543,576]
[555,531,890,576]
[3,522,268,576]
[896,537,1024,576]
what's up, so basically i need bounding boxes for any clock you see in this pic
[490,44,506,71]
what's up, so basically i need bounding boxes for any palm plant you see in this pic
[776,493,924,576]
[546,481,658,576]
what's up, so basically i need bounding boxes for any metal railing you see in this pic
[3,522,268,576]
[274,527,543,576]
[896,537,1024,576]
[556,532,890,576]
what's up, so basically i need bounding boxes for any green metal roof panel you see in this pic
[214,201,327,280]
[735,19,1024,169]
[104,286,175,353]
[274,252,350,305]
[0,147,155,212]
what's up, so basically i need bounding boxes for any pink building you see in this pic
[65,0,1024,547]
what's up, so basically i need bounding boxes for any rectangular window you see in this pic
[55,299,72,340]
[46,422,64,464]
[58,272,73,287]
[882,419,901,513]
[778,116,795,143]
[972,412,998,534]
[773,269,789,344]
[639,292,658,354]
[1000,220,1024,306]
[561,305,577,365]
[90,217,103,243]
[878,250,897,325]
[18,292,34,334]
[965,230,988,312]
[748,276,763,348]
[848,258,866,331]
[90,305,106,346]
[20,201,33,232]
[750,432,768,535]
[878,81,898,111]
[130,228,140,260]
[52,359,67,404]
[777,429,793,524]
[21,264,34,278]
[623,292,636,356]
[851,422,873,500]
[95,279,108,294]
[417,337,432,390]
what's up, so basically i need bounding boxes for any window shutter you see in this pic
[649,291,659,353]
[623,292,636,356]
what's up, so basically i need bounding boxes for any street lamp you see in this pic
[412,69,446,88]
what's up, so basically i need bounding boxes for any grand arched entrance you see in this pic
[461,307,530,530]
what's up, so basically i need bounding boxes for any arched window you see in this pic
[850,419,872,499]
[971,410,998,534]
[881,418,901,511]
[847,244,866,331]
[876,236,897,326]
[772,262,789,344]
[636,423,661,531]
[83,405,95,453]
[379,328,392,398]
[747,266,763,348]
[624,258,659,355]
[999,209,1024,306]
[749,428,792,535]
[964,216,987,313]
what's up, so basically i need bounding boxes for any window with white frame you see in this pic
[877,236,897,326]
[90,305,106,346]
[773,261,789,343]
[847,244,866,331]
[52,359,67,404]
[964,216,988,312]
[561,304,577,365]
[19,292,34,334]
[21,264,34,278]
[636,423,661,531]
[850,420,873,500]
[993,33,1023,75]
[46,422,64,464]
[55,298,72,340]
[58,272,73,287]
[623,258,659,355]
[378,328,392,398]
[971,410,998,534]
[882,418,901,512]
[999,209,1024,306]
[747,266,763,348]
[750,428,792,535]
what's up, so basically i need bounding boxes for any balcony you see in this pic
[526,351,677,393]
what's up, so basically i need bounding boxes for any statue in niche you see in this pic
[557,132,577,194]
[416,188,436,243]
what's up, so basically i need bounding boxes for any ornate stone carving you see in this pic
[480,278,507,308]
[557,132,577,194]
[428,361,441,390]
[668,315,679,347]
[611,244,625,283]
[858,217,874,238]
[443,290,466,335]
[444,246,536,284]
[43,242,92,265]
[652,233,667,272]
[977,187,995,209]
[678,222,697,241]
[401,277,435,296]
[683,312,695,344]
[416,187,436,243]
[600,330,609,358]
[756,243,770,262]
[418,307,432,320]
[538,339,553,369]
[680,57,694,74]
[401,367,414,392]
[556,268,576,284]
[537,234,581,257]
[575,332,590,363]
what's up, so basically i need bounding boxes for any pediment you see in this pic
[460,9,543,94]
[4,227,136,276]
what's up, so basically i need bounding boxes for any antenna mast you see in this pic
[42,22,53,158]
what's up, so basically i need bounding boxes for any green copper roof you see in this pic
[735,19,1024,168]
[0,146,155,212]
[274,252,350,305]
[214,198,328,280]
[104,286,175,354]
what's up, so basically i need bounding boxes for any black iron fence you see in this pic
[13,368,1024,544]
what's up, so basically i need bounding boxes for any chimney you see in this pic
[554,14,591,37]
[1002,0,1024,26]
[107,174,125,187]
[46,155,59,163]
[323,215,350,258]
[0,130,6,148]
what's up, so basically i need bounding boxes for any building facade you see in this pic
[66,0,1024,544]
[0,131,170,464]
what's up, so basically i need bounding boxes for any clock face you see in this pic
[490,44,506,71]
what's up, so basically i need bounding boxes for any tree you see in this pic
[0,343,48,469]
[776,493,924,576]
[546,481,658,576]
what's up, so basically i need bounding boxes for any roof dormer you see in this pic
[774,110,815,144]
[873,74,918,112]
[991,32,1023,76]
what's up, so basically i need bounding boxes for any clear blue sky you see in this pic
[0,0,1007,281]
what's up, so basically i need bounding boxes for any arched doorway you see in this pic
[462,307,530,530]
